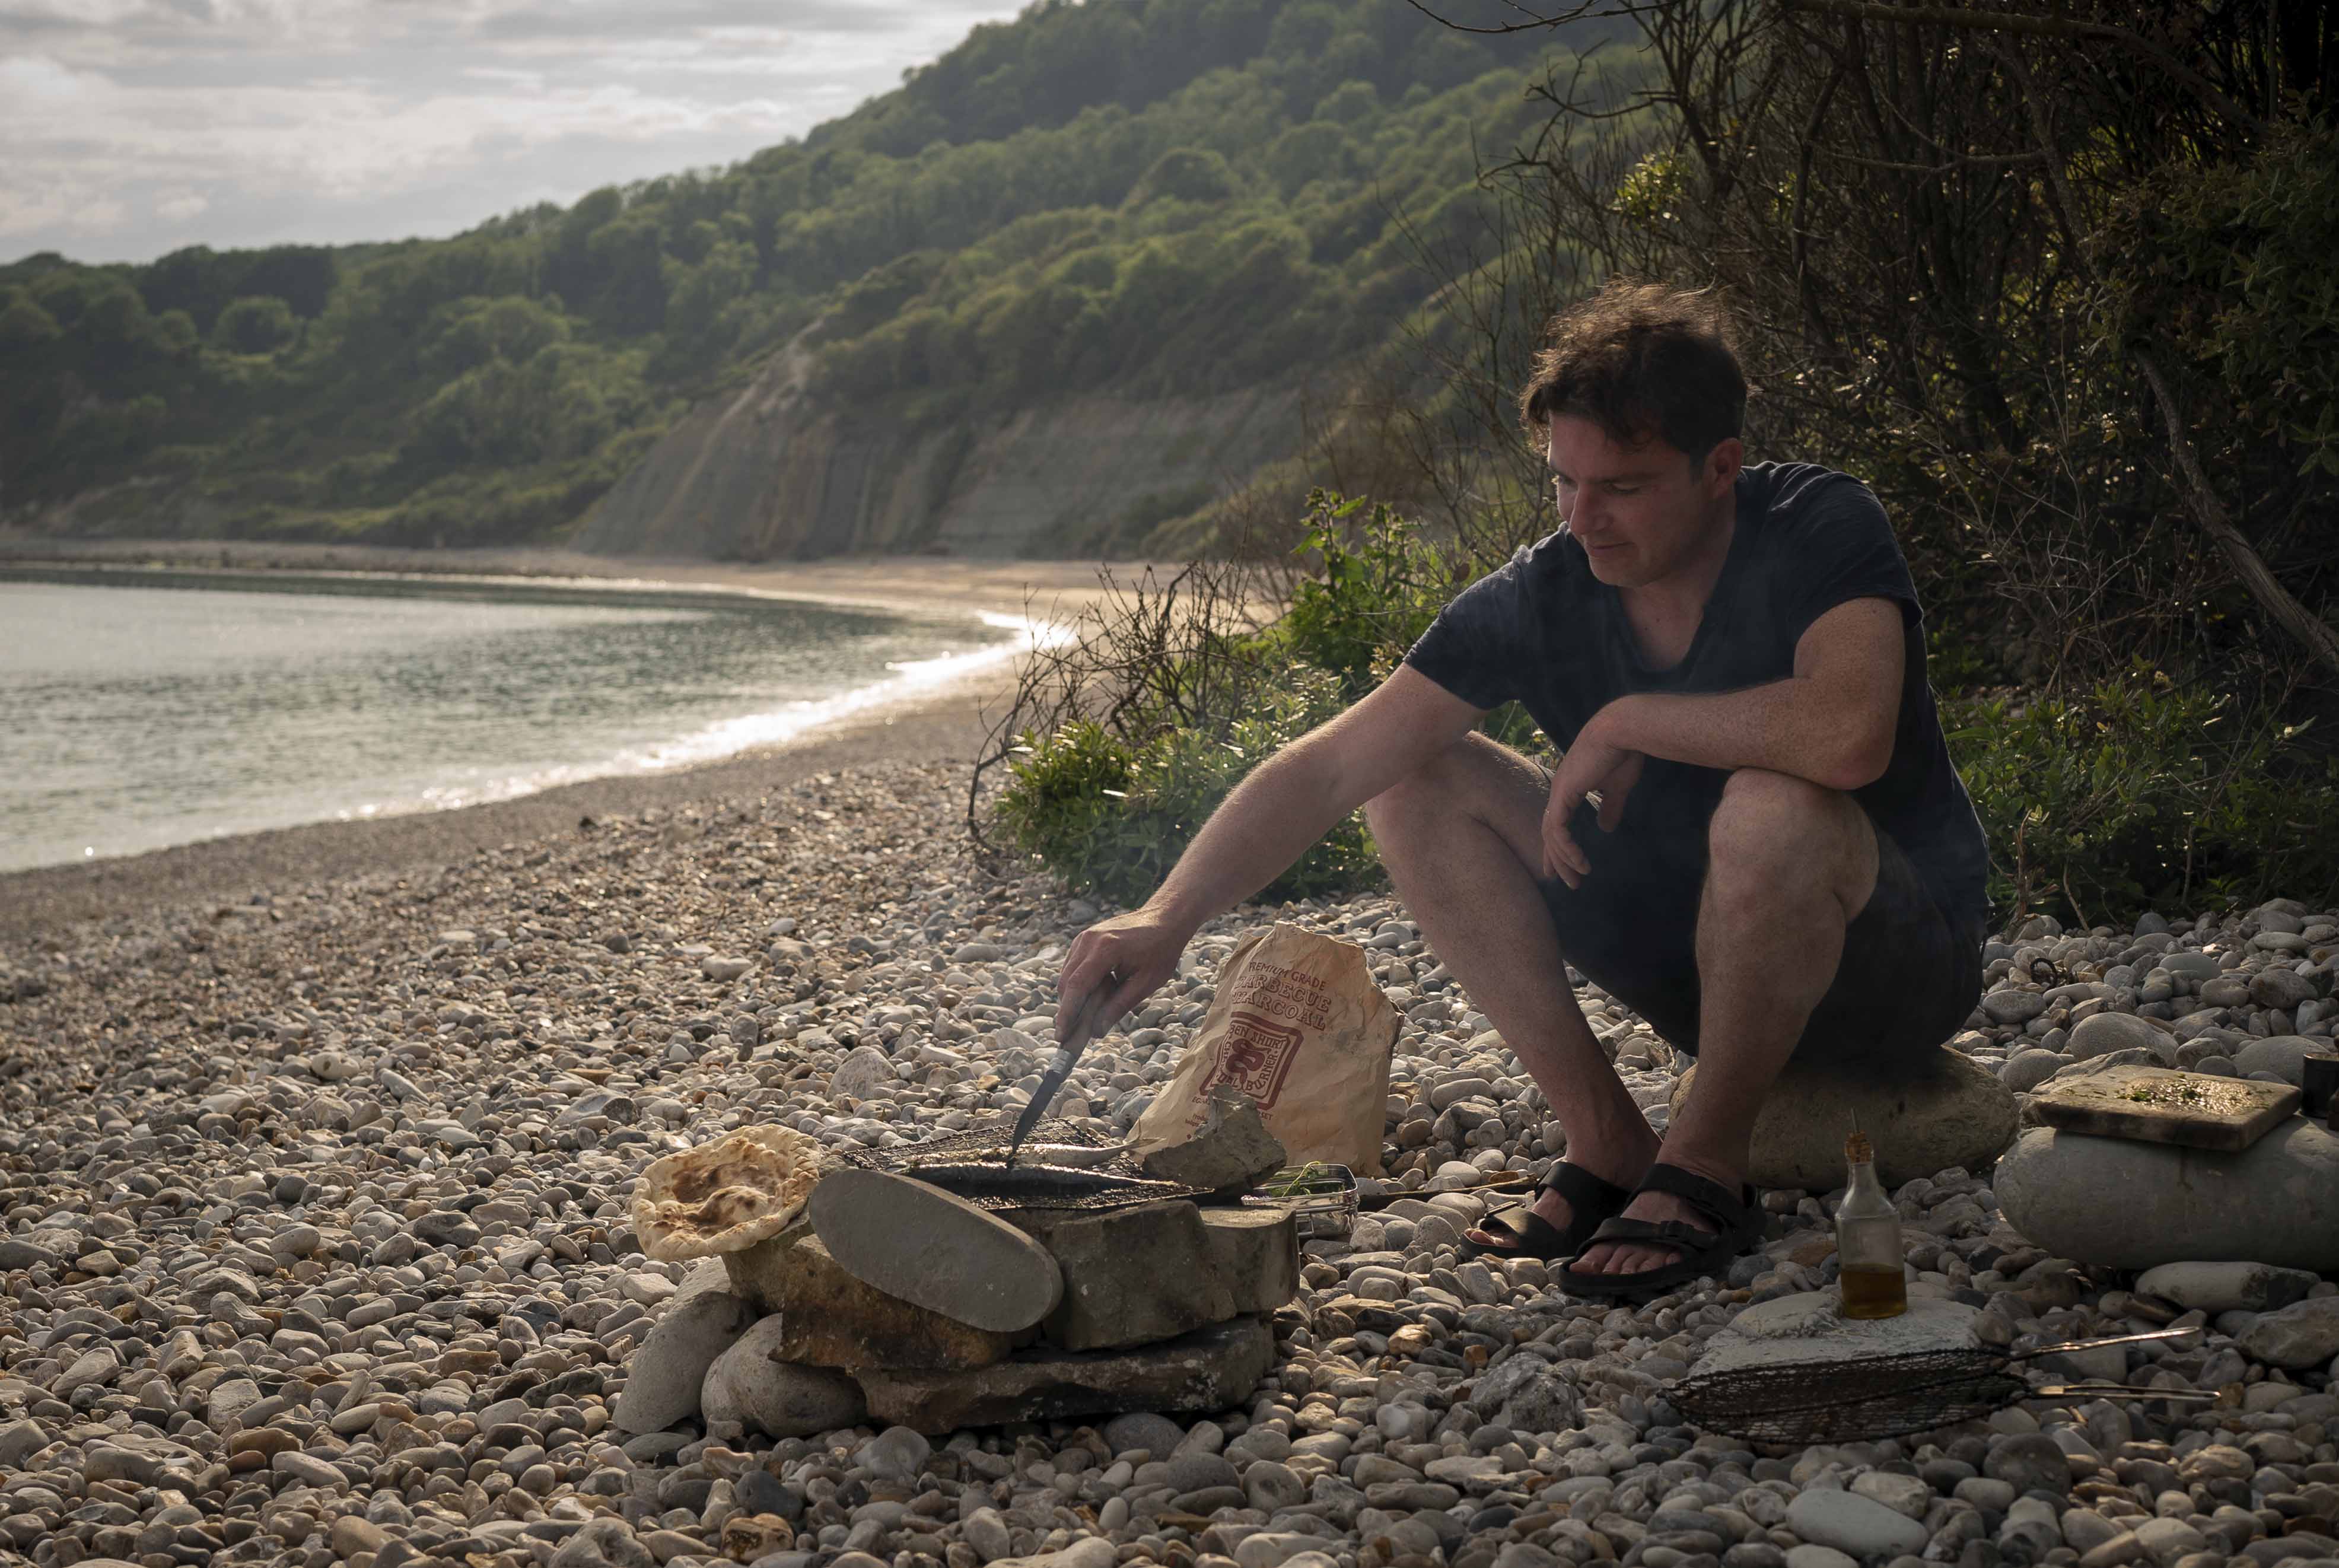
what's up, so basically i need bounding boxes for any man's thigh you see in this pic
[1534,781,1977,1063]
[1374,731,1551,866]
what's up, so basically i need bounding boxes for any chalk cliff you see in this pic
[574,345,1301,560]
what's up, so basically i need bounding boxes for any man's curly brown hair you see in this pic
[1520,280,1749,465]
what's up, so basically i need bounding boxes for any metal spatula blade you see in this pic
[1004,984,1110,1168]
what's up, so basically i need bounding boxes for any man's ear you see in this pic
[1702,436,1745,494]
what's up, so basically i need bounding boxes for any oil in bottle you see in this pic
[1834,1130,1907,1319]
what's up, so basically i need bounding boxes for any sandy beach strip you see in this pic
[0,543,1130,948]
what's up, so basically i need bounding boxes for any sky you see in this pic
[1,0,1035,268]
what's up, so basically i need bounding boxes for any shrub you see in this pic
[1943,664,2339,927]
[992,667,1380,907]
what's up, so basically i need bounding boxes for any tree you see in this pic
[214,295,298,354]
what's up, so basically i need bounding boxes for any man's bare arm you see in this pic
[1054,666,1487,1033]
[1595,597,1906,790]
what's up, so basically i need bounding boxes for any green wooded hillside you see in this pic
[0,0,1603,551]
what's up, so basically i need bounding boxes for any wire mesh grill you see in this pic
[839,1117,1210,1213]
[1670,1330,2210,1445]
[1670,1350,2039,1444]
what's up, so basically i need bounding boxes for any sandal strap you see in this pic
[1633,1162,1758,1240]
[1581,1215,1723,1251]
[1539,1161,1634,1214]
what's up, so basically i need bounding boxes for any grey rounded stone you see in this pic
[700,1316,867,1437]
[2066,1012,2169,1062]
[1994,1120,2339,1271]
[2229,1035,2336,1086]
[612,1288,756,1435]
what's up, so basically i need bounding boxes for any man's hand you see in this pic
[1542,718,1644,888]
[1054,907,1188,1046]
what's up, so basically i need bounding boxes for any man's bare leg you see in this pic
[1571,768,1878,1277]
[1363,735,1659,1242]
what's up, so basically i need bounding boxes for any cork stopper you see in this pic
[1845,1131,1875,1163]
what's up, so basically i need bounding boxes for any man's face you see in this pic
[1546,415,1740,589]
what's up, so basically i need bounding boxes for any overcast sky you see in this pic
[2,0,1033,268]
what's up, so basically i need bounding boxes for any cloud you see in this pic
[0,0,1029,263]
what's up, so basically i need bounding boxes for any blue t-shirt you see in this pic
[1403,460,1990,925]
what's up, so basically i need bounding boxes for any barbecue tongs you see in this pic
[1004,980,1113,1167]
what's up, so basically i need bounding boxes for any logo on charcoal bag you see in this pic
[1200,1012,1302,1108]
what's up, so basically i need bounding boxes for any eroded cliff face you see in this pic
[574,345,1301,559]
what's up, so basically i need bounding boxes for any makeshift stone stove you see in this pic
[610,1105,1303,1446]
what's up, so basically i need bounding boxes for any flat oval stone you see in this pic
[807,1166,1064,1332]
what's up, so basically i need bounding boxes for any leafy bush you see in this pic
[1943,666,2339,926]
[992,667,1379,906]
[1280,491,1457,696]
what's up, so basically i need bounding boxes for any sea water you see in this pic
[0,567,1024,872]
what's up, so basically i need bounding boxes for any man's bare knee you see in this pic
[1707,768,1872,910]
[1364,732,1545,864]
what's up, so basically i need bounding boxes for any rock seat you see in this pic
[1669,1044,2017,1190]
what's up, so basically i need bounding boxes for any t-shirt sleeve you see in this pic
[1402,551,1532,711]
[1776,477,1920,643]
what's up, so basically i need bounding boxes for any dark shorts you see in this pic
[1536,789,1984,1067]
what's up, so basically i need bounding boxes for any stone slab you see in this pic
[854,1314,1275,1434]
[1013,1200,1236,1351]
[723,1232,1012,1370]
[808,1166,1063,1333]
[2029,1064,2299,1152]
[1689,1289,1981,1378]
[1139,1084,1287,1192]
[1994,1120,2339,1271]
[1198,1203,1300,1315]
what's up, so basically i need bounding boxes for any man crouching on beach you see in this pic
[1051,281,1989,1302]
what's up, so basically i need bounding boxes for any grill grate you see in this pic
[839,1117,1210,1212]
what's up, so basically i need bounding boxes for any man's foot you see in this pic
[1567,1152,1754,1279]
[1462,1138,1657,1256]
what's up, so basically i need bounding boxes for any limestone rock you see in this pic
[2230,1035,2337,1087]
[721,1232,1011,1370]
[1017,1200,1237,1351]
[1669,1047,2016,1190]
[2067,1013,2172,1062]
[612,1284,757,1434]
[809,1166,1062,1332]
[1994,1121,2339,1271]
[2133,1260,2318,1315]
[2234,1298,2339,1369]
[1197,1203,1300,1315]
[1786,1490,1930,1558]
[854,1315,1275,1433]
[631,1125,825,1262]
[1138,1084,1286,1191]
[831,1044,893,1101]
[700,1318,868,1437]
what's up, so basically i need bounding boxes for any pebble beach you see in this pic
[4,698,2339,1568]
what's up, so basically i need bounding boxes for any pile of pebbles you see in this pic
[2,759,2335,1568]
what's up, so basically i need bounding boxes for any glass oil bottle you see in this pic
[1835,1130,1907,1319]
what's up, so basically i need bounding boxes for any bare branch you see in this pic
[1780,0,2272,136]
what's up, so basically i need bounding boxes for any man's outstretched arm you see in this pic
[1053,666,1487,1036]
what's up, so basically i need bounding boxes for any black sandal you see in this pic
[1462,1162,1635,1262]
[1554,1162,1762,1301]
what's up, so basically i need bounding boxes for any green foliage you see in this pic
[214,295,297,354]
[2105,123,2339,478]
[1281,489,1458,696]
[994,668,1379,905]
[1943,667,2339,924]
[0,295,60,347]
